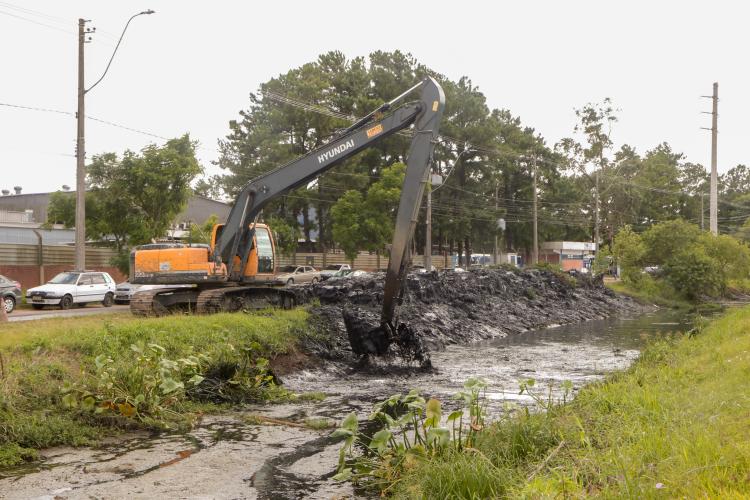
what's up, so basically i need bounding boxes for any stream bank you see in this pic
[0,309,687,499]
[300,267,650,361]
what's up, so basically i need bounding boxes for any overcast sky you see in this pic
[1,1,746,195]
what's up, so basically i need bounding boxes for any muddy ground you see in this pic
[1,269,657,499]
[300,267,646,361]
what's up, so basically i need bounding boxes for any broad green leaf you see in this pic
[368,429,392,454]
[82,396,96,411]
[426,428,450,448]
[160,377,184,394]
[332,468,352,482]
[447,410,463,422]
[331,429,353,439]
[341,412,358,432]
[188,374,205,386]
[426,398,441,419]
[61,393,77,408]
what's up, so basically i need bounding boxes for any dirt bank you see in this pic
[299,268,647,361]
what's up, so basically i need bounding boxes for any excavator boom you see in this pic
[132,77,445,355]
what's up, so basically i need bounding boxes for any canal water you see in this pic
[0,309,688,499]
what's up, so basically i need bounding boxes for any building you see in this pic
[0,190,230,243]
[539,241,597,271]
[0,191,231,288]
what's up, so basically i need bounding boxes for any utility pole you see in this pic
[594,170,600,252]
[73,10,155,272]
[74,18,87,271]
[424,177,432,271]
[710,82,719,235]
[493,181,499,265]
[532,155,538,265]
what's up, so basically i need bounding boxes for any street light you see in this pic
[74,10,155,271]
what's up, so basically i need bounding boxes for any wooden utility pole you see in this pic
[493,181,499,265]
[709,82,719,235]
[424,178,432,271]
[532,155,538,265]
[594,170,600,251]
[75,18,86,271]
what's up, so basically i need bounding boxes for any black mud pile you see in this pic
[296,268,645,362]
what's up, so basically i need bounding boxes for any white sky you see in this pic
[1,0,746,194]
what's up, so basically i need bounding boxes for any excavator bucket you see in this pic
[343,308,431,367]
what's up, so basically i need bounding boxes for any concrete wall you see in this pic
[278,252,452,271]
[0,244,126,290]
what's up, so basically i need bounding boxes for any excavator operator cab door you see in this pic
[214,223,277,284]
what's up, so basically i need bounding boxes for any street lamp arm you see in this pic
[85,9,154,94]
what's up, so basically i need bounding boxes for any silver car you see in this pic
[275,265,321,286]
[115,281,191,304]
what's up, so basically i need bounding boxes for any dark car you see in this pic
[0,274,23,314]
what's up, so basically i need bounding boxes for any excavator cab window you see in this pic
[255,227,274,273]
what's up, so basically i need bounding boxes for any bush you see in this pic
[613,220,750,301]
[663,247,722,299]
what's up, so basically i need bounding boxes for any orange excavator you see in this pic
[130,77,445,355]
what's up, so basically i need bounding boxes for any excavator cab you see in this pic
[211,223,277,283]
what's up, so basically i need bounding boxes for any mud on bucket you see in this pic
[342,307,431,368]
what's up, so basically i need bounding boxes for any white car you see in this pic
[319,264,351,281]
[26,271,117,310]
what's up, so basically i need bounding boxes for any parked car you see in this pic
[319,264,352,281]
[328,269,369,280]
[26,271,116,310]
[412,265,436,274]
[0,274,22,314]
[114,281,191,304]
[275,265,321,286]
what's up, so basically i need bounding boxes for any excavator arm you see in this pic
[215,77,445,332]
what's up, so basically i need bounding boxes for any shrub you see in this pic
[663,247,722,299]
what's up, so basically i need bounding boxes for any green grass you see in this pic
[392,305,750,498]
[0,309,308,469]
[608,279,692,309]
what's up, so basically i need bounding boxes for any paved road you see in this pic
[7,304,130,322]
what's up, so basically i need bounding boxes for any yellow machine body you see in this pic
[131,223,277,285]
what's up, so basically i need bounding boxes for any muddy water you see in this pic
[1,310,686,500]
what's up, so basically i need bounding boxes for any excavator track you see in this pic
[130,288,179,317]
[130,285,300,317]
[195,286,299,314]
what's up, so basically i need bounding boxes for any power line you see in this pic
[0,8,76,35]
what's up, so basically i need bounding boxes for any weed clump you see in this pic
[0,309,307,467]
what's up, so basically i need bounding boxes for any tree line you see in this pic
[51,50,750,270]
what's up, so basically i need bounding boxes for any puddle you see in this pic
[0,310,687,499]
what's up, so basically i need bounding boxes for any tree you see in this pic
[612,225,645,283]
[188,215,219,245]
[266,215,301,257]
[641,219,702,266]
[194,176,225,201]
[331,191,365,262]
[46,191,76,227]
[331,163,407,262]
[87,135,202,247]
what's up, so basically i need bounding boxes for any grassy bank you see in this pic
[388,306,750,498]
[0,309,308,468]
[607,279,692,309]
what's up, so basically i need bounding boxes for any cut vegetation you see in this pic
[0,310,308,468]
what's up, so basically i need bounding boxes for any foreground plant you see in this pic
[61,341,278,428]
[332,378,488,491]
